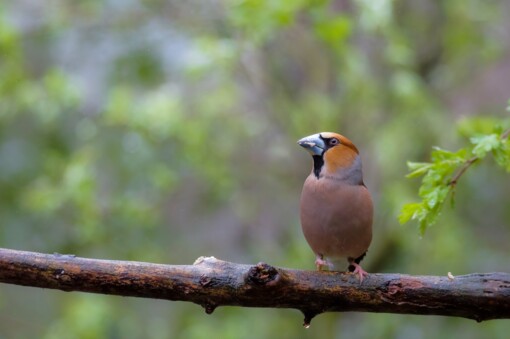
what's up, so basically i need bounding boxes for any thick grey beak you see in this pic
[297,133,325,156]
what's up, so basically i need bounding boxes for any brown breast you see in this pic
[300,174,373,260]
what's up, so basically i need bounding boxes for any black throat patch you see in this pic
[312,155,324,179]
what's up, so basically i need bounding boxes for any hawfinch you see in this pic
[298,132,373,282]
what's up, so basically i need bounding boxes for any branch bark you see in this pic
[1,248,509,325]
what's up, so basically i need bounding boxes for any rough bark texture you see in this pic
[1,248,509,325]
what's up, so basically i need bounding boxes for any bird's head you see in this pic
[298,132,362,182]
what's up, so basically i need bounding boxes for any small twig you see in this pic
[502,128,510,140]
[448,156,478,186]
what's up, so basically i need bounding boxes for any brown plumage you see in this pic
[298,132,373,282]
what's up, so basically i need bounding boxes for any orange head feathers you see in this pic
[297,132,363,185]
[297,132,373,282]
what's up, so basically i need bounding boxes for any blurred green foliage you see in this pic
[1,1,510,338]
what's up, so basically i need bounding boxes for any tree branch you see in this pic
[1,248,509,325]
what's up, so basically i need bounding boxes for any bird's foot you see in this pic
[315,256,331,271]
[350,262,368,283]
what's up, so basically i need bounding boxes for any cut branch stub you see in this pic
[245,262,280,286]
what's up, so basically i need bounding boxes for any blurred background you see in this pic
[1,0,510,338]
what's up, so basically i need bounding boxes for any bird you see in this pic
[297,132,373,282]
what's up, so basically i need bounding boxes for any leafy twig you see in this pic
[448,128,510,187]
[400,121,510,234]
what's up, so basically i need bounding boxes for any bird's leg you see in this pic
[349,262,368,283]
[315,254,330,271]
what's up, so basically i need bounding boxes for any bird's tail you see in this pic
[348,252,367,272]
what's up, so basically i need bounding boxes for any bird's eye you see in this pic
[329,138,339,146]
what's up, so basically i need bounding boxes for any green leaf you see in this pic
[493,142,509,168]
[419,219,428,236]
[406,161,432,178]
[423,187,446,209]
[398,202,422,224]
[420,212,436,235]
[471,134,502,158]
[449,186,456,208]
[431,147,457,161]
[431,147,468,162]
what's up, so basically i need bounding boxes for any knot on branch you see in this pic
[386,278,424,296]
[246,262,279,286]
[377,277,427,305]
[199,274,213,287]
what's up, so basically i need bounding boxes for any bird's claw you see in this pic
[351,263,368,283]
[315,256,332,271]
